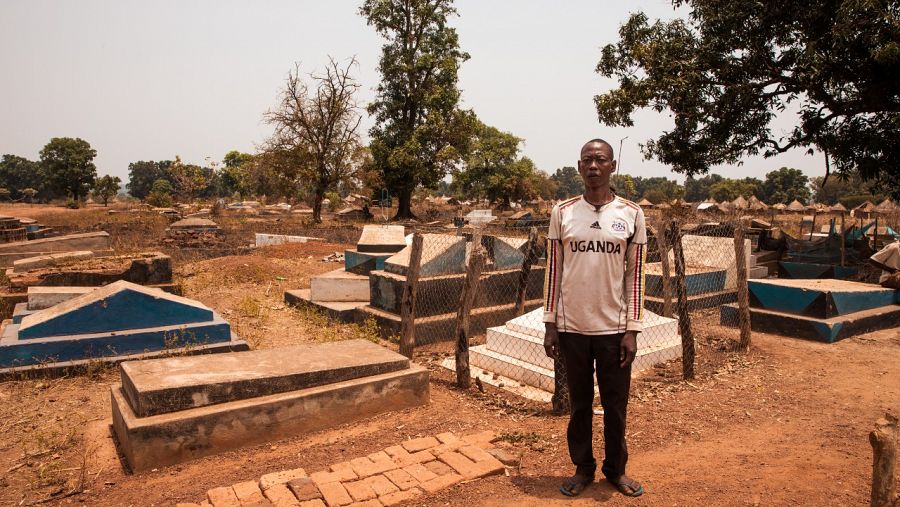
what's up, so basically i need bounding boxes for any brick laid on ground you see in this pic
[402,463,437,484]
[317,481,353,507]
[383,468,417,491]
[400,436,439,453]
[262,483,298,506]
[342,479,377,502]
[207,486,241,507]
[287,478,322,502]
[232,480,266,505]
[260,469,307,491]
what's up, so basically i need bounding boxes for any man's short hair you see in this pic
[582,138,615,159]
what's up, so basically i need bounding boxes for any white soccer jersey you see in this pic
[543,195,647,334]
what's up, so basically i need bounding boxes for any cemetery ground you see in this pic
[0,204,897,506]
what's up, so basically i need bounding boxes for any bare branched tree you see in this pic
[264,57,363,222]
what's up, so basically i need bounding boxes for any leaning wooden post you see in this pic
[840,213,846,267]
[734,222,752,350]
[670,218,695,379]
[656,217,673,318]
[399,233,424,359]
[454,239,486,388]
[514,227,539,316]
[869,412,897,507]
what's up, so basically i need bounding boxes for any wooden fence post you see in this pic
[670,219,695,379]
[514,227,539,316]
[734,223,752,350]
[840,213,846,267]
[399,233,424,359]
[656,218,673,318]
[869,413,897,507]
[455,240,486,388]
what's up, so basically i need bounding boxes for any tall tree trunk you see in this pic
[312,186,325,224]
[394,187,417,221]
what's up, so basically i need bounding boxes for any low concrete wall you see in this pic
[0,232,111,267]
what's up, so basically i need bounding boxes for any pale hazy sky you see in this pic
[1,0,824,184]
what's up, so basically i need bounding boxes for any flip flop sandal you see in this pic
[611,477,644,497]
[559,474,594,497]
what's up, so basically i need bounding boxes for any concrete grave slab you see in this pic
[310,268,370,302]
[720,302,900,343]
[644,263,726,297]
[491,236,527,270]
[356,225,406,253]
[344,250,393,275]
[465,210,496,226]
[384,234,466,277]
[12,251,95,273]
[778,261,858,280]
[120,339,410,416]
[0,316,234,368]
[27,286,93,310]
[19,281,213,339]
[0,232,111,267]
[284,289,366,321]
[669,235,752,290]
[111,364,430,471]
[747,278,898,318]
[255,233,324,247]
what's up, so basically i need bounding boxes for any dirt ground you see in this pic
[0,204,898,506]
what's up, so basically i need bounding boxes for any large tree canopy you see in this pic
[39,137,97,203]
[595,0,900,196]
[361,0,473,219]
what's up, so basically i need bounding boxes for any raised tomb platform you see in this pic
[777,261,858,280]
[443,307,681,397]
[0,231,111,267]
[0,280,246,375]
[720,278,900,342]
[287,230,546,343]
[110,339,429,471]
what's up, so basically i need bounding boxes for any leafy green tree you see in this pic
[551,166,584,199]
[126,160,172,200]
[168,156,210,201]
[361,0,474,219]
[451,120,522,206]
[220,151,254,198]
[761,167,810,204]
[92,175,121,206]
[595,1,900,196]
[709,178,761,202]
[634,176,684,201]
[21,188,37,203]
[147,178,174,208]
[39,137,97,203]
[0,155,44,200]
[0,188,9,201]
[810,173,877,205]
[684,174,724,202]
[611,174,637,200]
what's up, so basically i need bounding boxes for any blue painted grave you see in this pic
[0,281,241,370]
[778,261,858,280]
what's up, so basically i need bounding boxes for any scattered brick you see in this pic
[367,450,392,463]
[350,456,397,478]
[233,481,266,505]
[401,436,439,453]
[378,487,422,507]
[288,478,322,502]
[458,445,495,463]
[418,473,463,494]
[343,479,377,502]
[299,501,327,507]
[176,503,201,507]
[364,474,399,497]
[393,450,433,467]
[260,469,307,491]
[402,463,437,484]
[437,451,479,478]
[208,486,241,507]
[380,487,422,507]
[318,481,353,507]
[262,483,299,507]
[487,447,520,466]
[329,462,358,481]
[383,445,407,458]
[462,431,498,448]
[347,500,382,507]
[435,432,460,445]
[466,458,505,480]
[383,468,418,491]
[200,501,212,507]
[423,460,454,477]
[310,471,343,488]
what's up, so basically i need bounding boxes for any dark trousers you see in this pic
[559,332,631,480]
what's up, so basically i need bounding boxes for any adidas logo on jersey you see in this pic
[589,221,602,229]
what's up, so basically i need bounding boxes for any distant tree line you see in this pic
[1,137,120,208]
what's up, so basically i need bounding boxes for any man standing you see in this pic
[543,138,646,497]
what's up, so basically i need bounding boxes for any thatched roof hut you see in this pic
[748,196,768,211]
[786,200,806,212]
[875,199,896,213]
[637,198,654,208]
[772,203,787,210]
[829,202,848,213]
[732,195,749,210]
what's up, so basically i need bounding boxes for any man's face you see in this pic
[577,142,616,187]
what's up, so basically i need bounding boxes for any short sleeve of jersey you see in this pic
[631,206,647,245]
